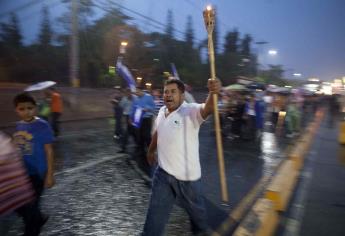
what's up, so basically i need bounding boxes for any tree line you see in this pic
[0,1,288,89]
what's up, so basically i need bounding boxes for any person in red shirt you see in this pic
[45,87,63,137]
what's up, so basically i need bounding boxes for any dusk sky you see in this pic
[1,0,344,82]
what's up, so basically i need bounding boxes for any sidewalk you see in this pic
[280,115,345,236]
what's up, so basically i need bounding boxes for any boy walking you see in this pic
[13,93,55,236]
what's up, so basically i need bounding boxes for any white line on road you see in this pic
[55,154,125,176]
[282,170,312,236]
[58,128,112,138]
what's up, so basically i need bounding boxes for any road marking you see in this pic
[58,128,112,138]
[128,159,152,183]
[282,170,312,236]
[55,153,124,176]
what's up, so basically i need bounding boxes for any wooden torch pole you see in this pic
[203,6,228,202]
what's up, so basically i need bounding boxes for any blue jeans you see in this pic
[142,167,209,236]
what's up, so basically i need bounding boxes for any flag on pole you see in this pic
[116,59,136,92]
[171,63,180,80]
[132,106,144,128]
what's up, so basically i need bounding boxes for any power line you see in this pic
[96,0,206,45]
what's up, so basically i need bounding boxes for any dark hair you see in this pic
[13,93,37,107]
[164,79,185,93]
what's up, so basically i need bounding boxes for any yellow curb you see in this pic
[338,121,345,144]
[265,160,298,211]
[230,109,325,236]
[233,198,278,236]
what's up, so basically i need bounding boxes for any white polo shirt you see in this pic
[155,102,205,181]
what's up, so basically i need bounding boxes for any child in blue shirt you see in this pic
[13,92,55,236]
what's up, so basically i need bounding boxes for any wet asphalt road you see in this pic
[1,117,288,236]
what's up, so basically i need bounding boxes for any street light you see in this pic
[268,49,278,55]
[293,73,302,77]
[136,77,142,85]
[145,82,152,90]
[119,41,128,54]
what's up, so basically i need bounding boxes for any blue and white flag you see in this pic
[116,59,136,92]
[132,106,144,128]
[171,63,180,80]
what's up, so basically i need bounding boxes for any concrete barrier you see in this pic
[338,121,345,144]
[265,160,298,211]
[221,109,325,236]
[289,132,314,170]
[233,198,278,236]
[289,143,305,171]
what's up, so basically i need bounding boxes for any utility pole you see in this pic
[70,0,79,88]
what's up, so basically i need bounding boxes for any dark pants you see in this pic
[16,175,45,236]
[142,167,209,236]
[137,117,153,156]
[51,112,61,137]
[232,118,243,136]
[114,108,123,137]
[245,115,257,140]
[271,112,279,129]
[120,115,135,151]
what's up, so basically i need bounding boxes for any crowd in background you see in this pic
[219,88,341,141]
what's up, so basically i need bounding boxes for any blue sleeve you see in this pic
[130,99,137,119]
[40,122,55,144]
[147,96,155,112]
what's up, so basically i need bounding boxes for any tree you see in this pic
[181,15,203,85]
[218,29,241,84]
[239,34,257,77]
[0,13,22,48]
[80,7,131,86]
[224,29,239,54]
[165,9,174,40]
[38,6,53,49]
[0,13,24,82]
[184,15,194,48]
[240,34,252,57]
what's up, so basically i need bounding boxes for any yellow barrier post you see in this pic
[339,118,345,144]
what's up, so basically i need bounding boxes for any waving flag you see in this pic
[171,63,180,80]
[132,106,144,128]
[116,59,136,92]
